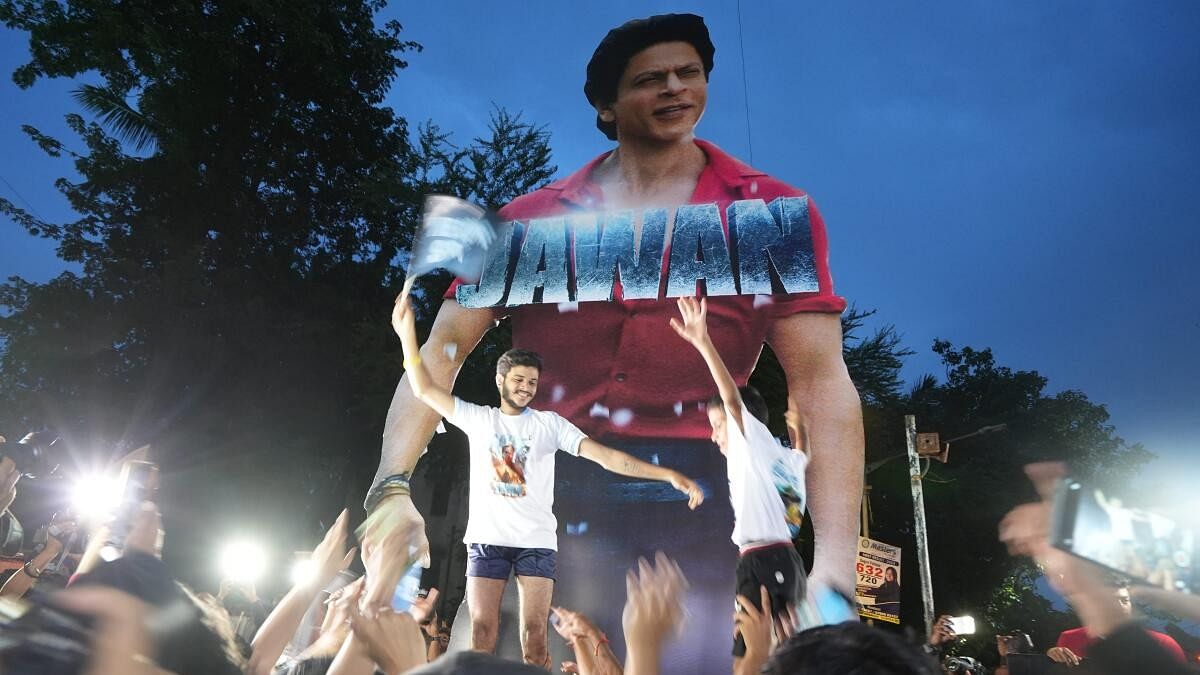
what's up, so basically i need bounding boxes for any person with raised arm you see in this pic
[392,294,702,667]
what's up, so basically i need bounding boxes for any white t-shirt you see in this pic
[447,398,587,550]
[725,402,809,548]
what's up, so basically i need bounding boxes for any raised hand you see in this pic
[668,296,710,348]
[734,586,773,667]
[391,293,417,346]
[309,509,357,589]
[622,551,689,666]
[358,507,428,618]
[348,604,427,675]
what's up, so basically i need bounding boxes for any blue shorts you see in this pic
[466,544,557,580]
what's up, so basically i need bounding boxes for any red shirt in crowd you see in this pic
[1056,626,1186,663]
[447,139,846,439]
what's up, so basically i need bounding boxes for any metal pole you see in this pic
[905,414,935,637]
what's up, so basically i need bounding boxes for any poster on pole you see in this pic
[855,536,901,624]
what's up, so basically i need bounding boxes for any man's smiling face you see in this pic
[497,365,539,412]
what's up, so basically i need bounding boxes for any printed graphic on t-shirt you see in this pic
[491,432,532,497]
[771,459,806,538]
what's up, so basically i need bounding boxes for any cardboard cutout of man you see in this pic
[363,13,864,667]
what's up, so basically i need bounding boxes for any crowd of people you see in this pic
[1,9,1198,675]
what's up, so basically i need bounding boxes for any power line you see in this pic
[0,173,47,222]
[735,0,755,164]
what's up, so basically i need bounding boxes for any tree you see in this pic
[0,0,555,586]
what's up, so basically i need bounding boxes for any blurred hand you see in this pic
[54,586,160,675]
[668,473,704,510]
[1046,646,1081,667]
[391,293,417,344]
[622,552,689,658]
[929,615,957,646]
[320,577,366,638]
[357,498,428,617]
[734,586,774,662]
[309,509,357,589]
[409,586,439,626]
[668,296,710,347]
[123,502,163,558]
[1,456,20,512]
[349,605,426,675]
[551,606,605,648]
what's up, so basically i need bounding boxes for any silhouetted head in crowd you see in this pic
[763,621,939,675]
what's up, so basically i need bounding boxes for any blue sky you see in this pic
[2,2,1198,512]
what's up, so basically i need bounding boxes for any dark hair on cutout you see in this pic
[496,348,543,377]
[707,385,769,426]
[584,13,716,141]
[764,622,940,675]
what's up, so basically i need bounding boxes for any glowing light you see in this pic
[290,558,317,587]
[219,540,269,585]
[71,474,124,521]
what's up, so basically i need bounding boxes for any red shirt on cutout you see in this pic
[447,139,846,440]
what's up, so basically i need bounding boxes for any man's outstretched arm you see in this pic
[768,312,863,593]
[391,295,456,419]
[578,439,704,510]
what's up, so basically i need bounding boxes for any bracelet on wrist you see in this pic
[22,560,43,579]
[364,473,413,512]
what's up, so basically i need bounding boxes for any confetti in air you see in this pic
[650,453,660,465]
[749,180,759,195]
[589,403,611,418]
[435,421,446,434]
[551,385,566,403]
[753,295,774,309]
[566,521,589,535]
[611,408,634,427]
[557,302,579,313]
[443,342,458,360]
[673,401,684,416]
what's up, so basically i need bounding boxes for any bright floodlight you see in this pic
[71,473,123,521]
[290,557,317,587]
[218,540,269,585]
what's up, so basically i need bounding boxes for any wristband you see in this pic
[22,560,42,579]
[403,355,421,370]
[595,633,610,658]
[364,473,413,512]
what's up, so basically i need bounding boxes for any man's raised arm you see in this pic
[767,312,863,593]
[669,296,746,432]
[359,294,493,611]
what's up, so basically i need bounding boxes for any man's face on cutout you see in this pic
[598,41,708,145]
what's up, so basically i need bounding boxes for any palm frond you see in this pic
[71,84,158,152]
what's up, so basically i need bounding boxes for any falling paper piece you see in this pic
[557,302,579,313]
[673,401,684,416]
[611,408,634,427]
[552,385,566,403]
[435,421,446,434]
[443,342,458,360]
[753,295,774,308]
[650,453,660,465]
[749,180,759,195]
[589,403,611,418]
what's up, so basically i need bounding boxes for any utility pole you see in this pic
[905,414,935,637]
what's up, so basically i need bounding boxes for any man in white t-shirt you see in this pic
[670,296,809,666]
[392,295,704,667]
